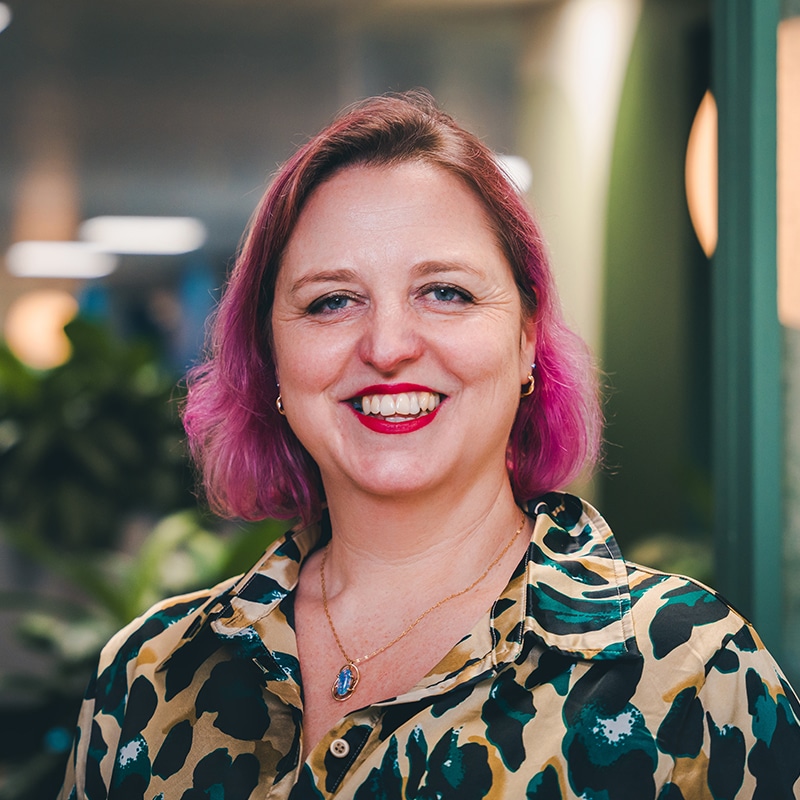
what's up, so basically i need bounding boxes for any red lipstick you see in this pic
[347,383,444,435]
[354,383,436,395]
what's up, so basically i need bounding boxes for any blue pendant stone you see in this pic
[332,662,359,701]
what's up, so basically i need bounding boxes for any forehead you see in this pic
[281,162,504,267]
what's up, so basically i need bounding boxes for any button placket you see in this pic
[321,720,376,793]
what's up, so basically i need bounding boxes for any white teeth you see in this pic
[379,395,396,416]
[359,391,442,418]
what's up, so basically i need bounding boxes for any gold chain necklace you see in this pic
[321,512,526,701]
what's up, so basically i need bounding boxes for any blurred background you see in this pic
[0,0,797,795]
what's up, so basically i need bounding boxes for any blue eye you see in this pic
[434,286,458,301]
[323,296,349,310]
[308,294,353,314]
[426,284,473,304]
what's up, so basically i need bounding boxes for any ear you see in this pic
[519,313,537,383]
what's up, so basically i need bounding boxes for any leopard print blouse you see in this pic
[59,493,800,799]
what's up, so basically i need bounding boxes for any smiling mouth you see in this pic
[352,390,442,421]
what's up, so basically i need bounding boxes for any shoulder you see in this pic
[93,576,242,690]
[527,493,789,679]
[529,497,800,783]
[621,564,800,792]
[94,525,310,677]
[90,522,310,695]
[620,561,800,758]
[623,561,755,664]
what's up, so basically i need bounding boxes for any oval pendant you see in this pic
[331,662,360,701]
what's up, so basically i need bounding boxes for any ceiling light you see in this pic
[6,241,118,279]
[79,216,207,255]
[495,155,533,195]
[0,4,12,35]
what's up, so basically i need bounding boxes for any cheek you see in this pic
[273,326,353,392]
[452,332,526,391]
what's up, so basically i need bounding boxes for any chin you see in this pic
[323,457,448,500]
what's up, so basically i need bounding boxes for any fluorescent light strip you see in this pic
[6,241,118,279]
[79,216,207,255]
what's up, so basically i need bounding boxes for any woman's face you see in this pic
[271,162,536,503]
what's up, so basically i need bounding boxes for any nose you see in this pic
[357,300,424,374]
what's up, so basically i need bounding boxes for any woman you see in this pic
[60,92,800,799]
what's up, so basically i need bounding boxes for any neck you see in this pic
[317,476,526,598]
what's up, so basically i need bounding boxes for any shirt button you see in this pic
[329,738,350,758]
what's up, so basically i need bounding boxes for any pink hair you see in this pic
[183,91,602,524]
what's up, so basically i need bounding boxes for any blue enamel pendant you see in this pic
[332,662,360,701]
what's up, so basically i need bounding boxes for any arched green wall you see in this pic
[600,0,712,570]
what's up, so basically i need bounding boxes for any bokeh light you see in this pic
[685,90,718,259]
[4,289,79,369]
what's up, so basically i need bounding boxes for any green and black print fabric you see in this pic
[59,494,800,799]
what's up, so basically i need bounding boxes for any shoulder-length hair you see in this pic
[183,90,602,524]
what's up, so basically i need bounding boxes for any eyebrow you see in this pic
[413,260,486,279]
[287,260,486,296]
[288,269,360,296]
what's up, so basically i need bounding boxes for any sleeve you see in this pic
[667,624,800,799]
[57,648,127,800]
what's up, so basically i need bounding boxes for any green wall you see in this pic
[600,0,712,570]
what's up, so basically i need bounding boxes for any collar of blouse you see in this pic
[154,493,641,708]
